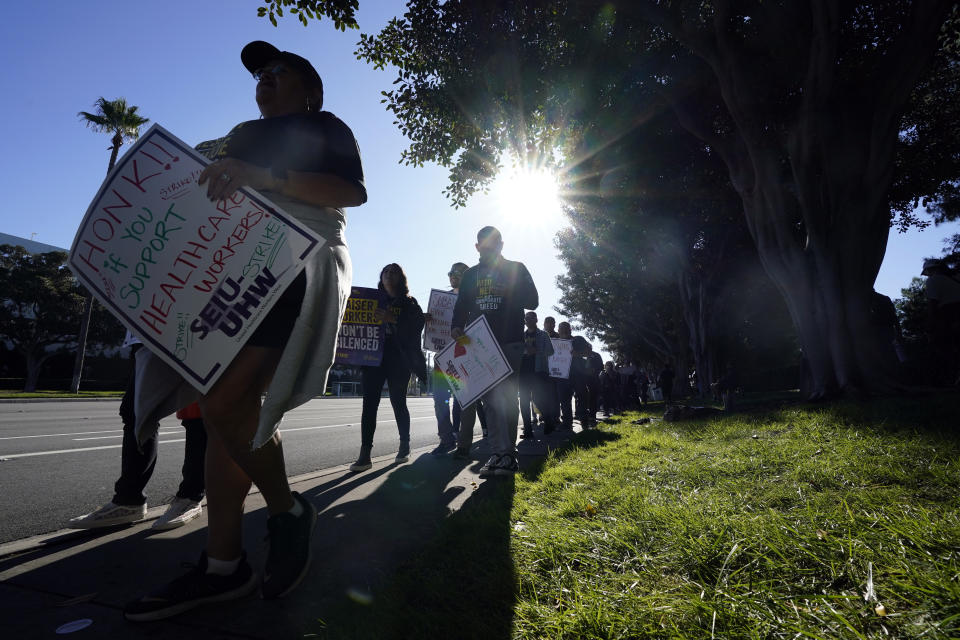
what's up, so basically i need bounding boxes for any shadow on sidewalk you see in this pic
[307,428,620,639]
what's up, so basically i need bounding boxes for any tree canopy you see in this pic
[271,1,960,397]
[0,245,123,391]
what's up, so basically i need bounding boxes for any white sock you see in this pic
[206,555,241,576]
[287,497,304,518]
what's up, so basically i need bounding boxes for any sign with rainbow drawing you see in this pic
[432,315,512,408]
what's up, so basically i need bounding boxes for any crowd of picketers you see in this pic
[65,38,690,624]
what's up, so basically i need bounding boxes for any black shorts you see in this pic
[244,270,306,348]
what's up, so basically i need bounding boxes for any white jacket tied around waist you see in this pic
[134,197,352,450]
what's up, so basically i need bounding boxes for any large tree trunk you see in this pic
[23,353,47,393]
[678,273,712,397]
[738,148,900,398]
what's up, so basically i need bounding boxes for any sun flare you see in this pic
[491,165,564,229]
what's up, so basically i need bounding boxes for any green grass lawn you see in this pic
[0,390,123,399]
[314,393,960,639]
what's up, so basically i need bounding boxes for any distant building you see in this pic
[0,232,67,254]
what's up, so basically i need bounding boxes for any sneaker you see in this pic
[69,501,147,529]
[396,440,411,463]
[493,454,519,476]
[520,431,534,440]
[349,447,372,472]
[151,498,203,531]
[123,551,257,621]
[262,492,317,599]
[451,446,471,460]
[479,454,502,478]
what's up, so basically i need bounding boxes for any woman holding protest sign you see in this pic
[349,263,428,472]
[124,41,366,621]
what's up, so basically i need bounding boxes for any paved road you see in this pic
[0,397,451,544]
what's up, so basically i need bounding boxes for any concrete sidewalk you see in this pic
[0,430,577,639]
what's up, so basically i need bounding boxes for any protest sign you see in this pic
[423,288,457,352]
[548,338,573,379]
[433,315,512,408]
[335,287,385,366]
[68,124,324,393]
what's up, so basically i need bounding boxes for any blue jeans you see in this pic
[433,382,461,443]
[482,373,520,457]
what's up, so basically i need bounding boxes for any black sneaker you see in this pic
[396,440,411,463]
[451,446,471,460]
[123,551,256,621]
[493,454,519,476]
[349,446,372,472]
[262,492,317,599]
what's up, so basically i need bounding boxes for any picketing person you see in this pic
[349,263,427,471]
[123,40,367,621]
[70,333,207,532]
[518,311,555,439]
[451,226,538,477]
[428,262,469,453]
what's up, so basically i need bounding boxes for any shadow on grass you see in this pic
[812,390,960,437]
[310,428,618,640]
[519,427,621,483]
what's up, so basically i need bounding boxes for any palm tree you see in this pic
[71,98,150,393]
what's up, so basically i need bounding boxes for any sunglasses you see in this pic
[253,64,290,81]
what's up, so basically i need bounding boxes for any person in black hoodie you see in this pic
[350,264,427,471]
[451,226,538,478]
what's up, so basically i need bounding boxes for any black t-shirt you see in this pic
[195,112,365,197]
[451,256,538,346]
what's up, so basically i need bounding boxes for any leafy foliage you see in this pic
[273,0,959,395]
[77,97,149,151]
[256,0,359,29]
[890,31,960,231]
[0,245,123,390]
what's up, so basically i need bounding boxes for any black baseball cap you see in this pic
[241,41,323,91]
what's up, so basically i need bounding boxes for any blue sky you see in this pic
[1,0,956,360]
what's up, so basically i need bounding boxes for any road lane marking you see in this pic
[0,429,124,440]
[0,416,435,459]
[0,440,186,459]
[0,412,435,440]
[73,431,183,441]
